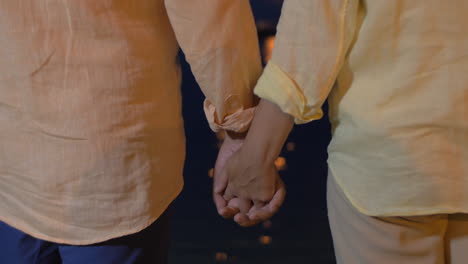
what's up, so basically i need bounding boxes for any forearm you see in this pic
[243,99,294,164]
[254,0,361,124]
[165,0,262,133]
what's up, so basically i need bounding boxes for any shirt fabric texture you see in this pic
[0,0,261,244]
[255,0,468,216]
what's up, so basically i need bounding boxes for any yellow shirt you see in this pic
[255,0,468,216]
[0,0,261,244]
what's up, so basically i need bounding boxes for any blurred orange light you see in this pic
[263,36,276,63]
[286,142,296,152]
[259,235,273,245]
[215,252,228,262]
[274,157,287,171]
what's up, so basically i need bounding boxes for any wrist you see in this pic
[225,130,248,140]
[243,99,294,165]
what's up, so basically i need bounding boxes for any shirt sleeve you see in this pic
[164,0,262,133]
[254,0,361,124]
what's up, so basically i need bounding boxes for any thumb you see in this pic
[213,165,229,194]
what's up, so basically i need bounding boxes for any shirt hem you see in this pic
[0,181,184,245]
[328,164,467,217]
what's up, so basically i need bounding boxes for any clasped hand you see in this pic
[213,134,286,227]
[213,137,286,227]
[212,99,294,227]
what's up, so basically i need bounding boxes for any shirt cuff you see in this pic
[253,62,323,124]
[203,100,256,133]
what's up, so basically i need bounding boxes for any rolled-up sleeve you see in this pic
[165,0,262,132]
[254,0,361,124]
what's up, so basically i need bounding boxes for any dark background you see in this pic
[169,1,336,263]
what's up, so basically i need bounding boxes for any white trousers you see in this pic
[327,170,468,264]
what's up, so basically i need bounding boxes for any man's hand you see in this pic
[220,146,286,227]
[213,132,245,219]
[215,99,294,227]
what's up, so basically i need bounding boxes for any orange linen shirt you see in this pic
[0,0,261,244]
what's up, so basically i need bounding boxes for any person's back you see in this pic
[327,0,468,215]
[215,0,468,262]
[0,0,186,244]
[253,0,467,216]
[0,0,261,251]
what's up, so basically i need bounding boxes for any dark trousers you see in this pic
[0,208,171,264]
